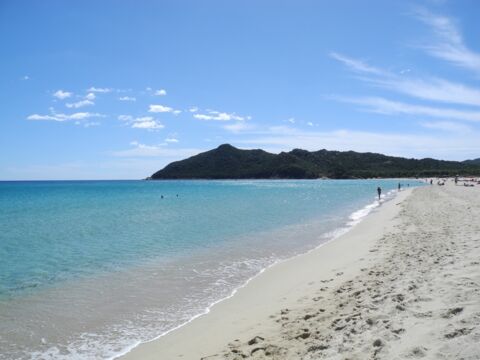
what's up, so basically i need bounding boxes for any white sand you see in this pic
[121,183,480,359]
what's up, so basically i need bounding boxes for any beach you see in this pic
[121,182,480,359]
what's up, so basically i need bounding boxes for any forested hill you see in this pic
[149,144,480,179]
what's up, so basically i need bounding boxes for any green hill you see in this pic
[149,144,480,179]
[463,158,480,166]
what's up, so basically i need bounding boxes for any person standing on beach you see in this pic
[377,186,381,200]
[398,183,401,191]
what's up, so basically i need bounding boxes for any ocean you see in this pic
[0,179,421,359]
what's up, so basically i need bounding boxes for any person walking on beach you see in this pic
[398,183,401,191]
[377,186,382,200]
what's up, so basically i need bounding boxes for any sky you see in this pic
[1,0,480,180]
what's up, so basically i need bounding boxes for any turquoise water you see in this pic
[0,179,420,359]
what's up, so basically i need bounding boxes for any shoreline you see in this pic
[119,187,413,359]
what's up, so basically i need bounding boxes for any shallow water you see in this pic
[0,179,420,359]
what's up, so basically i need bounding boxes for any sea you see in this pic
[0,179,422,359]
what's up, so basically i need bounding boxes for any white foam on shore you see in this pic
[112,188,405,360]
[106,264,274,360]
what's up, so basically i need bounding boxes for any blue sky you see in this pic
[1,0,480,180]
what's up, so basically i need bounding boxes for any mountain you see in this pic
[149,144,480,179]
[463,158,480,166]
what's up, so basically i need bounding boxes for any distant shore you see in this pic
[120,182,480,359]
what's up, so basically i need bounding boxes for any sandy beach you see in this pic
[121,183,480,360]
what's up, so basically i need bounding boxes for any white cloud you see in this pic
[22,75,30,80]
[118,115,164,130]
[27,112,104,122]
[331,52,480,107]
[334,96,480,122]
[329,52,386,76]
[420,121,472,133]
[119,96,136,102]
[189,107,199,113]
[136,116,154,122]
[154,89,167,96]
[132,121,164,129]
[66,99,94,109]
[64,92,96,108]
[193,110,246,121]
[149,104,174,113]
[165,137,179,143]
[372,76,480,107]
[87,87,112,93]
[53,90,72,100]
[415,9,480,74]
[307,122,314,126]
[223,122,256,133]
[287,118,295,124]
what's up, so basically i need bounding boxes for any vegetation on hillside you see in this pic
[149,144,480,179]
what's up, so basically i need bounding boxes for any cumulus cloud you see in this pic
[53,90,72,100]
[154,89,167,96]
[132,120,164,129]
[118,115,164,130]
[193,109,247,121]
[66,99,94,109]
[165,137,179,143]
[65,92,96,108]
[149,104,174,113]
